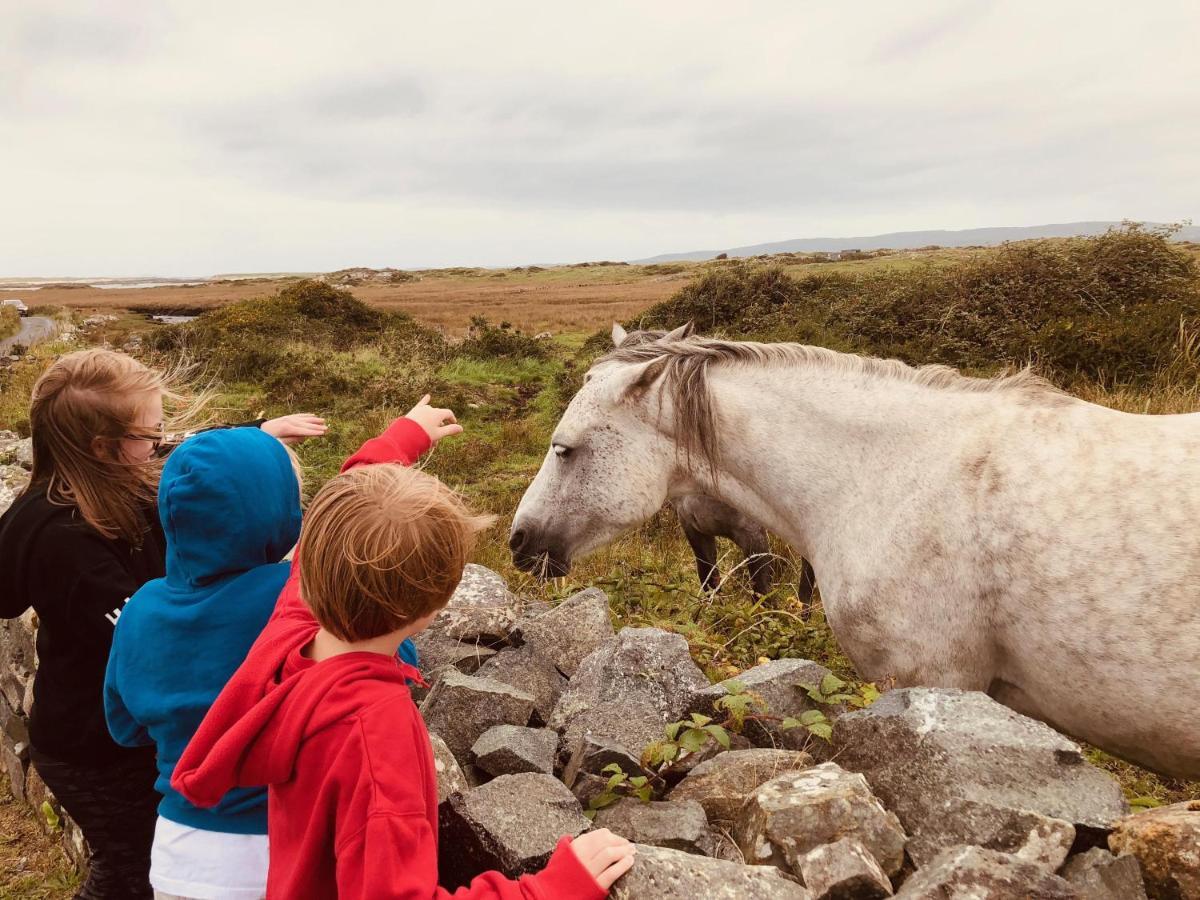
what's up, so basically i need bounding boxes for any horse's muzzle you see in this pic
[509,526,571,579]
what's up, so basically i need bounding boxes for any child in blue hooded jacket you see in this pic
[103,408,438,899]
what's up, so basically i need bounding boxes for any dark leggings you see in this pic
[30,746,159,900]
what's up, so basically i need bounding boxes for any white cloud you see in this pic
[1,0,1197,274]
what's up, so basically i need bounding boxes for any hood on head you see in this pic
[159,428,302,587]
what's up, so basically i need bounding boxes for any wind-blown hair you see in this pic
[27,349,210,544]
[599,331,1066,475]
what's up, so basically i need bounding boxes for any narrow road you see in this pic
[0,317,55,356]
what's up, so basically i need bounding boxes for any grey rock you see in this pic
[0,464,30,517]
[691,658,840,752]
[734,763,906,879]
[429,733,469,803]
[0,432,32,470]
[832,689,1127,867]
[562,733,649,790]
[475,645,566,726]
[669,748,812,823]
[1108,800,1200,900]
[437,773,590,887]
[666,731,753,784]
[611,843,811,899]
[430,564,526,644]
[2,739,29,803]
[512,587,614,677]
[471,725,557,777]
[895,845,1079,898]
[550,628,710,784]
[420,670,535,768]
[1060,847,1148,900]
[594,798,716,856]
[797,837,893,900]
[409,633,497,702]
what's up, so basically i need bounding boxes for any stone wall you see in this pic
[0,431,89,870]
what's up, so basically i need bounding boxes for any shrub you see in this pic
[458,316,548,360]
[634,224,1200,386]
[0,306,18,341]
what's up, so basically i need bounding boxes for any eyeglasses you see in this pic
[122,428,166,453]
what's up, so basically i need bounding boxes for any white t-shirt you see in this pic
[150,816,269,900]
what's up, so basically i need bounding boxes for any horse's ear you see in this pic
[659,322,694,343]
[611,323,628,347]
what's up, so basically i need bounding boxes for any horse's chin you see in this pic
[511,550,572,580]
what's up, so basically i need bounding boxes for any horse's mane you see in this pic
[599,332,1067,474]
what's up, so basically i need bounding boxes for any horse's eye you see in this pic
[553,444,573,460]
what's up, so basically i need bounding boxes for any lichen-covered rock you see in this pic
[550,628,710,785]
[0,431,32,470]
[512,587,614,677]
[894,845,1078,898]
[1108,801,1200,900]
[668,748,811,822]
[429,733,469,803]
[610,843,810,899]
[1060,847,1148,900]
[796,837,893,900]
[429,564,526,643]
[734,763,906,879]
[690,658,839,752]
[0,463,30,517]
[475,645,566,727]
[437,773,591,888]
[420,670,535,768]
[832,689,1127,867]
[471,725,557,777]
[594,798,716,856]
[409,633,497,701]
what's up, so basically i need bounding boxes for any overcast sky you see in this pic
[2,0,1197,276]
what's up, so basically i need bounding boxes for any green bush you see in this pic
[458,316,549,361]
[0,306,18,341]
[634,224,1200,386]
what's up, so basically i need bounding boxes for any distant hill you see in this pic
[636,221,1200,263]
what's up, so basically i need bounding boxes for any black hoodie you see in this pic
[0,482,164,766]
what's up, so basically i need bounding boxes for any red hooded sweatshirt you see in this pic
[172,417,603,900]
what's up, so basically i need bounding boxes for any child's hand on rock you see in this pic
[261,414,328,445]
[405,395,463,446]
[569,828,637,890]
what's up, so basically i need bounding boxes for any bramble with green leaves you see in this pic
[584,763,654,819]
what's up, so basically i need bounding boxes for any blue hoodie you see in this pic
[104,427,302,833]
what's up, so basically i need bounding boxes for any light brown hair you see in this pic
[298,464,494,642]
[27,349,209,544]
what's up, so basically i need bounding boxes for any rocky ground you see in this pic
[3,431,1199,897]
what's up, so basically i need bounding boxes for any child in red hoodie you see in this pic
[172,404,635,899]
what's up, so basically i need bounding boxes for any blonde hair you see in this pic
[298,464,494,642]
[28,349,209,544]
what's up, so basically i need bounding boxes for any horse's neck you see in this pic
[693,366,995,557]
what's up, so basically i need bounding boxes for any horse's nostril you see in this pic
[509,528,527,553]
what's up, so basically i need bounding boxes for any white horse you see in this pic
[510,324,1200,778]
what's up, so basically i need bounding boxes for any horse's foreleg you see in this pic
[797,558,817,618]
[681,522,721,591]
[731,526,776,598]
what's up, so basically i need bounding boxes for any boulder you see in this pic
[0,432,32,470]
[796,837,893,900]
[610,843,810,899]
[894,845,1079,898]
[409,633,497,701]
[550,628,710,786]
[512,587,614,676]
[562,735,657,810]
[734,763,906,879]
[1060,847,1148,900]
[420,670,535,768]
[437,773,591,887]
[471,725,557,777]
[832,689,1127,867]
[594,798,716,856]
[475,645,566,726]
[690,658,840,752]
[1108,800,1200,900]
[669,748,811,822]
[429,733,469,803]
[0,464,30,517]
[429,564,525,644]
[665,732,753,786]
